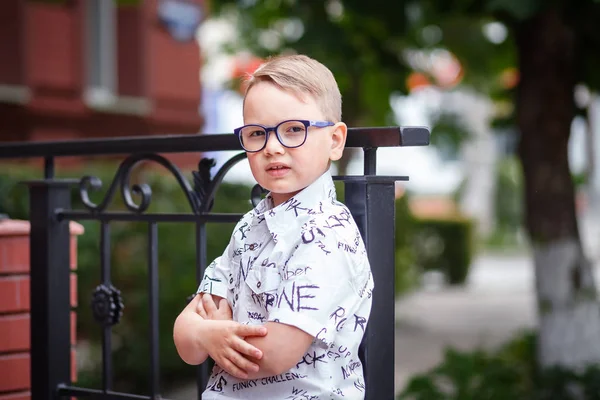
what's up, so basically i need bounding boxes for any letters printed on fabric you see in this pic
[198,171,374,399]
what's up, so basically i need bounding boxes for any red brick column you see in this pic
[0,219,83,400]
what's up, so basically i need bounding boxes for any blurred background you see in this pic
[1,0,600,399]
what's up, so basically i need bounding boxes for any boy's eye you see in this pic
[248,130,266,138]
[287,126,304,133]
[282,123,306,134]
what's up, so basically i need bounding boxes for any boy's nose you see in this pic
[263,131,285,155]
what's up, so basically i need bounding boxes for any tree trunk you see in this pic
[516,7,600,369]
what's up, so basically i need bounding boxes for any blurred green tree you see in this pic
[207,0,600,373]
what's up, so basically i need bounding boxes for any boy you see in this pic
[173,54,374,399]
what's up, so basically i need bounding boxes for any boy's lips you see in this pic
[266,163,290,177]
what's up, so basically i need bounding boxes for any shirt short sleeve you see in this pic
[266,232,371,348]
[197,242,233,300]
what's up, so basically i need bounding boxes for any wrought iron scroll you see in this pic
[80,153,201,214]
[192,158,216,210]
[193,152,249,213]
[251,184,268,207]
[79,151,265,215]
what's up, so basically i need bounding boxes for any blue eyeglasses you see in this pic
[233,119,335,152]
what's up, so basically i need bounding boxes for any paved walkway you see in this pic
[394,253,537,393]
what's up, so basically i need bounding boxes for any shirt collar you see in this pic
[252,169,337,238]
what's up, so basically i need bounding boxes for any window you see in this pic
[85,0,116,106]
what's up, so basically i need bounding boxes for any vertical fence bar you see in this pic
[363,181,396,399]
[100,222,113,391]
[148,222,160,398]
[345,182,366,236]
[44,156,55,179]
[363,147,377,175]
[196,222,211,399]
[27,180,72,400]
[345,147,396,399]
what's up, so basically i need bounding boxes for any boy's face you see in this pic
[243,81,347,207]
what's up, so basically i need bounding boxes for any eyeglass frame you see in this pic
[233,119,335,153]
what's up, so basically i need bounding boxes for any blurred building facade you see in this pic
[0,0,204,147]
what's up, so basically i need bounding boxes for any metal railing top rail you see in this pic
[0,126,430,159]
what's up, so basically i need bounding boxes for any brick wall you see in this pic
[0,219,83,400]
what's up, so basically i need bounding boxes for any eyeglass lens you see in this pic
[240,120,307,151]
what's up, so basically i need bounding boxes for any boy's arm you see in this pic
[173,295,210,364]
[196,294,313,378]
[243,230,372,379]
[173,293,268,379]
[244,322,314,379]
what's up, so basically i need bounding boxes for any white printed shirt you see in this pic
[198,170,374,400]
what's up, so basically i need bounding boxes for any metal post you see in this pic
[344,171,397,399]
[44,156,54,179]
[345,182,366,236]
[100,222,114,391]
[363,147,377,175]
[27,180,73,399]
[362,181,396,400]
[196,222,212,399]
[344,148,396,400]
[149,222,160,397]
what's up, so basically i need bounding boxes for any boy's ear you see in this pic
[329,122,347,161]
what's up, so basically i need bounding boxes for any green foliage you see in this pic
[491,155,524,247]
[207,0,600,148]
[209,0,411,126]
[429,112,472,161]
[399,331,600,400]
[399,331,536,399]
[485,0,544,21]
[0,164,37,219]
[412,215,475,285]
[116,0,142,6]
[572,171,588,189]
[205,0,520,152]
[395,194,419,296]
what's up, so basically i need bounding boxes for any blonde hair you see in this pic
[243,54,342,122]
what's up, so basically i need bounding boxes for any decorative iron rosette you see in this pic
[91,284,124,327]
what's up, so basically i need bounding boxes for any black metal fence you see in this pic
[0,126,430,400]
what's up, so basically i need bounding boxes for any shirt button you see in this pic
[257,281,262,288]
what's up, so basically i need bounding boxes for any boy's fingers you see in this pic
[233,337,263,360]
[236,324,267,338]
[219,357,249,380]
[228,348,260,374]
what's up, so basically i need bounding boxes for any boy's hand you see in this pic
[198,320,267,380]
[197,293,232,321]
